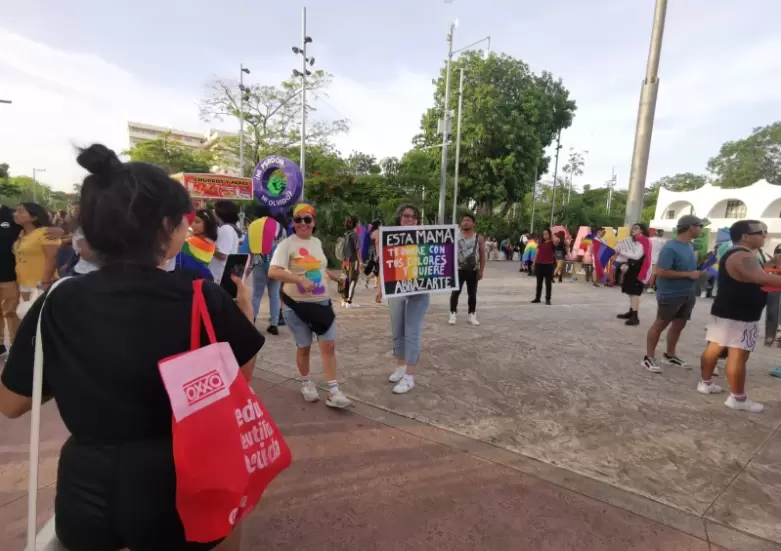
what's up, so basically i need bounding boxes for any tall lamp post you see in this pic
[451,68,465,224]
[437,23,490,224]
[292,7,314,199]
[32,168,46,203]
[625,0,668,225]
[238,65,251,177]
[548,130,562,224]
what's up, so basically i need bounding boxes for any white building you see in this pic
[126,122,240,175]
[650,179,781,250]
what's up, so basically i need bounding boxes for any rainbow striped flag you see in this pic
[176,235,216,280]
[522,239,538,263]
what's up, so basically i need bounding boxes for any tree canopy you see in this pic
[122,134,215,174]
[707,122,781,187]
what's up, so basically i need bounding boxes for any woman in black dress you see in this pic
[616,223,650,326]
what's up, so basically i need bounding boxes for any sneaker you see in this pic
[389,365,407,383]
[341,300,347,308]
[697,381,724,395]
[725,395,764,413]
[266,325,279,336]
[468,313,480,326]
[345,303,360,309]
[448,312,457,325]
[300,380,320,402]
[531,298,541,304]
[545,299,551,305]
[662,353,690,369]
[326,390,352,409]
[642,356,662,373]
[392,375,415,394]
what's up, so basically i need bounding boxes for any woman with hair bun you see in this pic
[0,144,264,550]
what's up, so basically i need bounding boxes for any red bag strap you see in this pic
[190,279,218,350]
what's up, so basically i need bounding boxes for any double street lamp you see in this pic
[437,22,490,224]
[292,7,315,199]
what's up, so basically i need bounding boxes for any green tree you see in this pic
[416,51,576,214]
[346,151,381,174]
[122,134,214,174]
[561,148,586,202]
[199,72,349,175]
[707,122,781,187]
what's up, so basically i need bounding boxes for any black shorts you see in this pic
[656,296,696,322]
[55,436,224,551]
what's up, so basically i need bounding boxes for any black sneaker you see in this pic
[267,325,279,336]
[641,356,662,373]
[662,353,690,369]
[531,298,541,304]
[545,299,551,305]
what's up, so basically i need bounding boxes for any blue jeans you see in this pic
[281,300,336,348]
[388,293,430,366]
[252,265,281,324]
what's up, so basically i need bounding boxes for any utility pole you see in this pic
[32,168,46,203]
[549,129,562,225]
[451,68,465,224]
[238,65,250,177]
[530,167,538,234]
[607,168,616,214]
[625,0,668,225]
[438,22,455,224]
[292,8,314,199]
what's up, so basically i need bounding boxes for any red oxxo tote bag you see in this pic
[158,280,291,543]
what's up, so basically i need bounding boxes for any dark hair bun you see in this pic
[77,144,123,178]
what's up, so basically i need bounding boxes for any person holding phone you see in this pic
[268,202,351,409]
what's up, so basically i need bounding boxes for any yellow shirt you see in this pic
[269,235,329,302]
[13,228,60,288]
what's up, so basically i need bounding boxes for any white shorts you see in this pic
[705,316,759,352]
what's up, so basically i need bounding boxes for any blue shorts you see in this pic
[282,299,336,348]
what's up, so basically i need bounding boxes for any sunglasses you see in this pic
[748,230,767,236]
[293,216,313,224]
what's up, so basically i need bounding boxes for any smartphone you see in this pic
[220,253,250,298]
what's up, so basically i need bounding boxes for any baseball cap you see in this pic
[677,214,706,230]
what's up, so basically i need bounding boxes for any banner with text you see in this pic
[379,224,459,298]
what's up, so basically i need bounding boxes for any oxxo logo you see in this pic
[183,370,225,405]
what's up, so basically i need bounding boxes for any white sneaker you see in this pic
[641,356,662,373]
[697,381,724,395]
[300,380,320,402]
[340,300,347,308]
[326,390,352,409]
[468,313,480,326]
[345,302,360,309]
[448,313,457,325]
[725,395,764,413]
[392,375,415,394]
[389,365,407,383]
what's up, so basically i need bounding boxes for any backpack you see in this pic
[335,236,346,262]
[460,236,480,271]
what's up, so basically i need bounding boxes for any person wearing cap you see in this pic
[643,214,704,373]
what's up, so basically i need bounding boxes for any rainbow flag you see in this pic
[248,216,282,255]
[176,235,216,280]
[522,239,538,263]
[581,235,593,252]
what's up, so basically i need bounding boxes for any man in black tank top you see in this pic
[699,220,781,413]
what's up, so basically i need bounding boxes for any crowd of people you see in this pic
[0,144,777,549]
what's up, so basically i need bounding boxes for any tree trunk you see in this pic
[498,201,513,218]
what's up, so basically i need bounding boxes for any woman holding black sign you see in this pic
[375,203,429,394]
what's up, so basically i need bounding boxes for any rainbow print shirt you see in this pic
[271,235,328,302]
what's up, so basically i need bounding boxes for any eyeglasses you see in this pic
[401,213,418,221]
[293,216,313,224]
[748,230,767,236]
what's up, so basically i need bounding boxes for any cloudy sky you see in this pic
[1,0,780,192]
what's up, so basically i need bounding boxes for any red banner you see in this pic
[181,174,252,200]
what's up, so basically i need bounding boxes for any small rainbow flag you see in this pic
[522,239,538,263]
[176,235,216,280]
[248,216,282,255]
[581,235,594,251]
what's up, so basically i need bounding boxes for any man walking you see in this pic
[449,213,485,326]
[340,215,362,308]
[643,215,704,373]
[698,220,781,412]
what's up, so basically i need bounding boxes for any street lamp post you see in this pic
[292,7,314,199]
[549,129,562,224]
[530,167,539,234]
[451,68,465,224]
[625,0,668,225]
[238,65,250,177]
[436,24,490,224]
[32,168,46,203]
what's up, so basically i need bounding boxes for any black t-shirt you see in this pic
[1,264,265,444]
[0,205,21,282]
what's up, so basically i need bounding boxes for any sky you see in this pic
[1,0,780,193]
